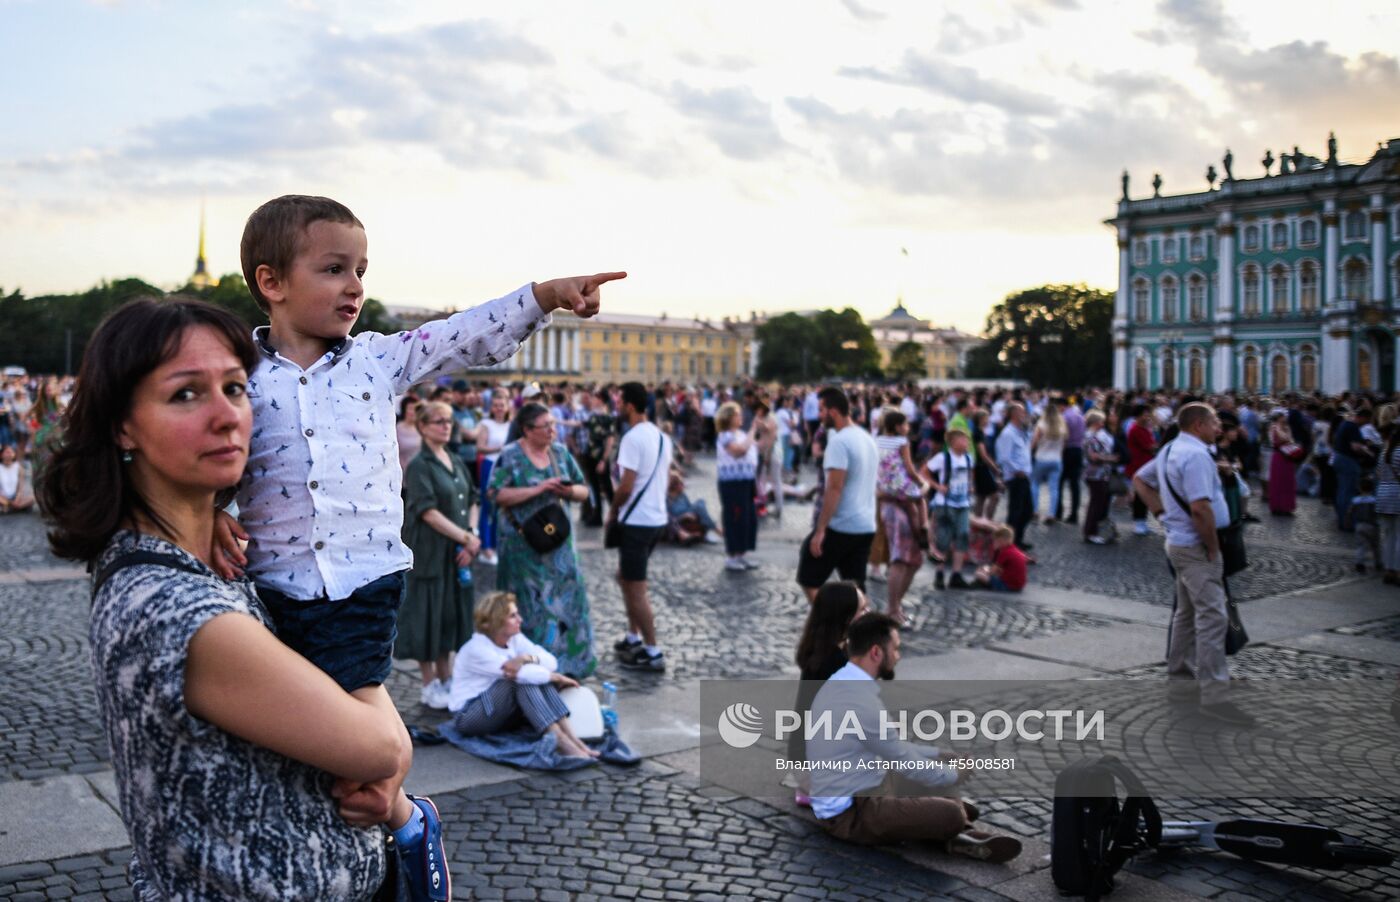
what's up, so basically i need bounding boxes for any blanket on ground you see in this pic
[437,720,639,770]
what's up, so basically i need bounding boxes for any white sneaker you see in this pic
[868,569,887,583]
[724,557,748,571]
[1133,521,1150,536]
[479,549,498,566]
[420,679,449,710]
[704,531,722,544]
[742,557,761,570]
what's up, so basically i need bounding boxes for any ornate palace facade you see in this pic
[1108,136,1400,394]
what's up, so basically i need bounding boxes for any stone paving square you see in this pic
[1,456,1397,900]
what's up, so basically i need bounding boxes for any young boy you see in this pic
[925,428,974,589]
[1348,475,1379,575]
[217,195,623,901]
[974,524,1028,592]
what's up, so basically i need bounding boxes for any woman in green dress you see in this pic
[489,402,595,677]
[399,401,481,710]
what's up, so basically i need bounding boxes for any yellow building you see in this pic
[385,307,755,384]
[869,303,979,379]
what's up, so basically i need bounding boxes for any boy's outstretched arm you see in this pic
[533,272,627,318]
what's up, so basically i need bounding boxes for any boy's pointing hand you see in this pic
[534,271,627,318]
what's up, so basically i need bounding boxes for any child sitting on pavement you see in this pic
[974,524,1028,592]
[214,194,624,901]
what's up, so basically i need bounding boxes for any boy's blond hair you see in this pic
[240,195,364,314]
[993,524,1015,542]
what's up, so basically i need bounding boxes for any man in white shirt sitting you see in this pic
[807,614,1023,862]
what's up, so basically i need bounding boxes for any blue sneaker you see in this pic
[401,795,450,901]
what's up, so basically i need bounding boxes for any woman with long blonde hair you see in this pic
[1031,400,1066,525]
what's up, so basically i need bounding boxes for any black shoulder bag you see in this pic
[605,433,665,549]
[505,447,573,555]
[1162,442,1249,655]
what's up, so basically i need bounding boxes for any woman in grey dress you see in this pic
[40,298,416,901]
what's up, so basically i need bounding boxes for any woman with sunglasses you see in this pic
[489,402,595,677]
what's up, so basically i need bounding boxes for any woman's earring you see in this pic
[121,449,134,464]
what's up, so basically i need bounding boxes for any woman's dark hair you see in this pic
[398,393,420,421]
[881,409,907,435]
[40,297,257,562]
[516,401,550,434]
[795,581,862,675]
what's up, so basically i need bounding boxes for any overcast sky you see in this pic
[1,0,1397,333]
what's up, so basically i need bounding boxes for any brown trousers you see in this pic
[819,772,971,846]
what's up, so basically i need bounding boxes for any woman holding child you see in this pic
[42,299,406,900]
[875,409,929,624]
[489,401,595,678]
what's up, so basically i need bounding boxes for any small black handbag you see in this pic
[506,449,572,555]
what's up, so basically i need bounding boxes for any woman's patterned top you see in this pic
[89,530,383,901]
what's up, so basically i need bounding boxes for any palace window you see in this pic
[1270,221,1289,250]
[1271,355,1289,392]
[1344,211,1366,242]
[1359,347,1373,390]
[689,357,697,375]
[1269,264,1290,313]
[721,358,730,375]
[705,357,713,376]
[1189,234,1206,261]
[673,334,680,347]
[1299,261,1319,312]
[1242,224,1261,253]
[637,353,645,373]
[1188,275,1206,321]
[1162,235,1178,263]
[619,352,628,373]
[1299,348,1318,392]
[1299,219,1319,246]
[1132,239,1148,265]
[1161,276,1179,322]
[1188,352,1204,391]
[583,351,593,371]
[1242,265,1261,316]
[705,336,713,348]
[638,332,647,346]
[1343,259,1369,302]
[602,332,610,344]
[1134,356,1148,390]
[1243,354,1260,392]
[1133,280,1149,322]
[620,332,628,344]
[672,356,681,376]
[1161,349,1176,390]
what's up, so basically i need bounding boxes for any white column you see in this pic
[1324,200,1340,306]
[527,335,538,372]
[571,329,581,374]
[1320,199,1351,393]
[1212,217,1235,392]
[544,331,556,373]
[1372,197,1387,303]
[1113,224,1130,389]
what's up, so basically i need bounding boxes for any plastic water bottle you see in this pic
[601,682,619,730]
[456,546,473,587]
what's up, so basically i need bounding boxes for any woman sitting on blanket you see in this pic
[447,591,599,759]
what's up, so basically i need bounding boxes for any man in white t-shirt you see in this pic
[609,381,673,672]
[927,429,974,589]
[798,387,878,601]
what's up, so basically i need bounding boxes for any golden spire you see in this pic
[189,200,216,289]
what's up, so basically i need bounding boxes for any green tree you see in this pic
[756,313,823,382]
[886,341,927,382]
[965,284,1113,389]
[812,308,883,380]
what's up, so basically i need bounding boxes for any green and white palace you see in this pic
[1108,135,1400,394]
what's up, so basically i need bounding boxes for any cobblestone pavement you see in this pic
[3,457,1398,900]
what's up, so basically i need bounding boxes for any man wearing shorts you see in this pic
[799,387,878,601]
[608,381,673,671]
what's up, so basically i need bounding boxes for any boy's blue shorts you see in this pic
[258,570,406,692]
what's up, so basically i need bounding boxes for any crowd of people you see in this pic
[7,196,1396,899]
